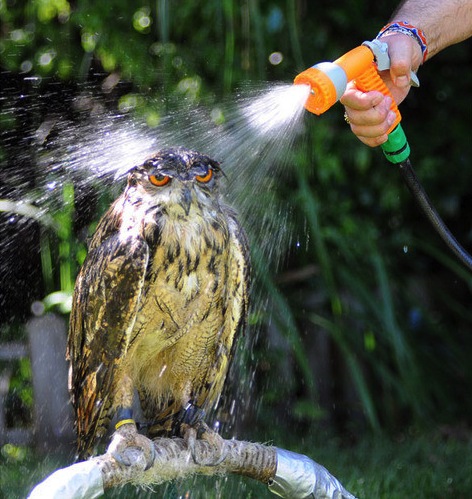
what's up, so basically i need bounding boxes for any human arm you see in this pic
[394,0,472,58]
[340,0,472,147]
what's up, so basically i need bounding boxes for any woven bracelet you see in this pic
[377,21,428,63]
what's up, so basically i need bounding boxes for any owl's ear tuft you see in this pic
[209,159,221,172]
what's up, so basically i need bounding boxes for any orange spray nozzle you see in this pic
[294,41,401,132]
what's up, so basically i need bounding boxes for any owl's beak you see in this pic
[180,186,192,216]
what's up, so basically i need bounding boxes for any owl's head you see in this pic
[127,147,224,215]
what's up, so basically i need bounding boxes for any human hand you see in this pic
[340,33,423,147]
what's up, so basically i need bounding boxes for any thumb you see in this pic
[384,34,416,89]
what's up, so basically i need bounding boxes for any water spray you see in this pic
[293,39,472,272]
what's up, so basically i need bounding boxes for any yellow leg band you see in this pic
[115,418,135,430]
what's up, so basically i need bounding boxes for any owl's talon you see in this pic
[108,422,155,470]
[182,421,227,467]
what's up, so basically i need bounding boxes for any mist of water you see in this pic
[35,82,310,181]
[9,82,311,266]
[215,83,311,264]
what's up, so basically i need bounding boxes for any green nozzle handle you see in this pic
[381,124,410,164]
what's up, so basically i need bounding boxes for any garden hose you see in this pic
[294,39,472,272]
[382,127,472,273]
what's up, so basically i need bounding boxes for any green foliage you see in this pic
[0,445,64,499]
[41,182,81,311]
[0,184,80,313]
[314,430,472,499]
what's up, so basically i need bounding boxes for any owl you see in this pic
[67,147,250,463]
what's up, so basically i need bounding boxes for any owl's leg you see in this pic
[179,403,227,466]
[107,407,155,470]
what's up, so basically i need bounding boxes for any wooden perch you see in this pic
[28,435,357,499]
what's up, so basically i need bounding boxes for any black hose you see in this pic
[398,159,472,272]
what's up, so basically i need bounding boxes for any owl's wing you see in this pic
[196,210,251,410]
[67,233,149,456]
[226,213,251,338]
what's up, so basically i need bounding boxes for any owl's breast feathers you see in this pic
[125,187,249,412]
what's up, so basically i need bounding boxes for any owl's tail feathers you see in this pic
[75,413,111,462]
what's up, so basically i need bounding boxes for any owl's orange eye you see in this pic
[195,169,213,183]
[149,174,171,187]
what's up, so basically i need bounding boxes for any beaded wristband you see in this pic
[376,21,428,63]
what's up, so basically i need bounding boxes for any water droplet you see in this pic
[20,60,32,73]
[403,245,408,253]
[268,52,283,65]
[31,301,45,316]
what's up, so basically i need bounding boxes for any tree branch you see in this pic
[28,436,357,499]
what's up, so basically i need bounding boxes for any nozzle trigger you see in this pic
[363,39,420,87]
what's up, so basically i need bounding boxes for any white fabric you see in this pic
[27,460,104,499]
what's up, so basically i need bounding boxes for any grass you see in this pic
[3,429,471,498]
[311,430,472,499]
